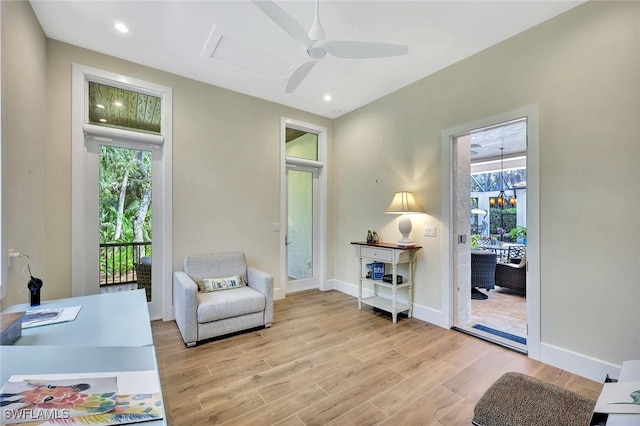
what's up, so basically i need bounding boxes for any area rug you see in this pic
[472,323,526,345]
[472,372,596,426]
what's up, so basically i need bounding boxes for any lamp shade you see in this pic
[385,191,424,214]
[384,191,424,246]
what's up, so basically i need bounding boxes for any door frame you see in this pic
[71,64,173,320]
[278,117,327,300]
[441,105,540,359]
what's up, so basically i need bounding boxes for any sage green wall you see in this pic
[0,1,332,307]
[1,1,48,307]
[332,1,640,366]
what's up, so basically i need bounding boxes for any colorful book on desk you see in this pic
[2,371,164,425]
[21,306,82,329]
[0,376,118,424]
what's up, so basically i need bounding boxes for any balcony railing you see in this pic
[99,242,151,286]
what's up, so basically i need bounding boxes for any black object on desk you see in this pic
[27,276,43,307]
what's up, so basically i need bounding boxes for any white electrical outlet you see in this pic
[7,249,21,267]
[272,223,281,232]
[424,226,436,237]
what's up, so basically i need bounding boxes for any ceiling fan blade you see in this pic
[252,0,311,48]
[324,41,408,59]
[286,61,317,93]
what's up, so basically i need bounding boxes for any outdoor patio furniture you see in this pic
[506,245,526,262]
[495,252,526,295]
[173,252,273,347]
[471,251,497,299]
[135,256,152,302]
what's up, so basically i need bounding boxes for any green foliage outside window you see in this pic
[99,146,152,279]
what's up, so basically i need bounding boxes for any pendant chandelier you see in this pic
[489,147,516,209]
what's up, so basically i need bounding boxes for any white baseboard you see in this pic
[540,342,621,382]
[330,279,374,298]
[286,280,320,294]
[411,303,449,329]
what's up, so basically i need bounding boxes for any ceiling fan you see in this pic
[252,0,408,93]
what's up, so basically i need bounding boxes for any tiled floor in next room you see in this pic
[471,286,527,337]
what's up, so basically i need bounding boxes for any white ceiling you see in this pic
[30,0,583,119]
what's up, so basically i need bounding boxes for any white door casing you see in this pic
[278,117,327,300]
[71,64,173,320]
[441,105,540,359]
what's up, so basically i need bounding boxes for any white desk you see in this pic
[3,290,152,347]
[0,345,166,425]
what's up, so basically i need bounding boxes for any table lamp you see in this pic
[385,191,424,246]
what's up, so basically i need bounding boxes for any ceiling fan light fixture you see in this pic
[307,46,327,59]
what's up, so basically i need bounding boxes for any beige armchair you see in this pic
[173,252,273,347]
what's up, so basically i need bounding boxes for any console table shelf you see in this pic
[351,241,421,323]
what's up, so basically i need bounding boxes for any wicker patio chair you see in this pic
[471,251,497,299]
[495,252,526,295]
[135,257,152,302]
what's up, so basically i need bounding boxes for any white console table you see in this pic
[351,241,421,323]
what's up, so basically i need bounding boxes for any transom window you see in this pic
[286,128,318,161]
[88,82,161,134]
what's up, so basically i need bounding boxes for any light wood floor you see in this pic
[152,290,602,426]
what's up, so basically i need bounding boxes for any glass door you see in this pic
[286,165,319,292]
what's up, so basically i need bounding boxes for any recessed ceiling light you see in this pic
[114,22,129,33]
[99,119,107,123]
[96,104,105,109]
[113,101,123,107]
[323,94,332,102]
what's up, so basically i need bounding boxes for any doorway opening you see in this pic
[451,118,529,353]
[279,118,327,299]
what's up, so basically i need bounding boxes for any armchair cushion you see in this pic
[197,287,266,323]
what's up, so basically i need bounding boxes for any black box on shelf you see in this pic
[383,274,403,284]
